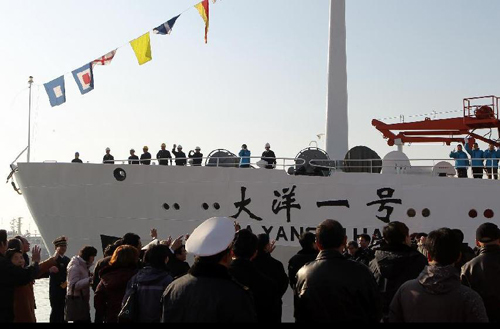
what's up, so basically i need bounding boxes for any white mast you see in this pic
[325,0,348,161]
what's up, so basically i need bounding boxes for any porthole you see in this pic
[422,208,431,218]
[113,168,126,181]
[484,209,494,219]
[174,203,180,210]
[213,203,221,210]
[163,203,170,210]
[202,203,209,210]
[469,209,478,218]
[407,208,416,218]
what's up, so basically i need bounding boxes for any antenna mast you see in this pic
[27,76,33,163]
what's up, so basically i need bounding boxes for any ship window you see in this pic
[174,203,180,210]
[163,203,170,210]
[484,209,494,219]
[202,203,209,210]
[469,209,478,218]
[213,203,220,210]
[422,208,430,218]
[113,168,127,181]
[407,208,416,218]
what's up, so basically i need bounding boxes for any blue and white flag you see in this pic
[72,63,94,95]
[153,15,180,35]
[43,76,66,107]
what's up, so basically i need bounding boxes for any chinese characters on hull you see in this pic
[231,186,401,225]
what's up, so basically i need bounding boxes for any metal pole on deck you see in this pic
[27,76,33,163]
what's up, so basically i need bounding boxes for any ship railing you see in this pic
[98,156,305,171]
[308,158,496,177]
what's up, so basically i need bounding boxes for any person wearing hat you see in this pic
[188,146,203,167]
[47,236,70,323]
[157,143,172,166]
[172,144,187,166]
[239,144,251,168]
[261,143,277,169]
[461,222,500,322]
[103,147,114,164]
[72,152,83,163]
[161,217,257,322]
[140,146,152,165]
[128,149,139,165]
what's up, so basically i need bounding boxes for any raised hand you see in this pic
[150,228,158,240]
[31,245,41,263]
[171,235,184,251]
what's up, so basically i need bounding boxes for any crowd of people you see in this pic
[71,143,278,169]
[1,217,499,323]
[449,139,500,179]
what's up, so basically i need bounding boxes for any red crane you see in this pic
[372,96,500,147]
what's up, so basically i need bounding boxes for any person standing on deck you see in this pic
[72,152,83,163]
[239,144,251,168]
[140,146,152,165]
[188,147,203,166]
[465,141,484,179]
[103,147,114,164]
[261,143,277,169]
[483,144,498,180]
[128,149,139,165]
[157,143,172,166]
[172,144,187,166]
[449,144,469,178]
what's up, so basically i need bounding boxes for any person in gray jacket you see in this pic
[389,228,488,323]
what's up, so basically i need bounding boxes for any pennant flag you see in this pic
[130,32,152,65]
[92,49,117,67]
[44,76,66,107]
[72,63,94,95]
[153,15,180,35]
[195,0,209,44]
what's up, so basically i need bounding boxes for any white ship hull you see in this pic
[15,163,498,256]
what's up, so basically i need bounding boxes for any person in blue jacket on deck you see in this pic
[465,141,484,179]
[239,144,251,168]
[449,144,469,178]
[483,144,498,180]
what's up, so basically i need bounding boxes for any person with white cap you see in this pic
[161,217,257,323]
[157,143,172,166]
[71,152,83,163]
[128,149,139,165]
[172,144,187,166]
[103,147,114,164]
[261,143,277,169]
[188,146,203,166]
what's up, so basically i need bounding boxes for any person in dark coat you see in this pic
[94,245,139,323]
[166,244,190,279]
[48,236,70,323]
[140,146,152,165]
[451,228,475,269]
[461,222,500,323]
[261,143,277,169]
[389,228,488,322]
[229,229,278,323]
[122,244,173,323]
[357,233,375,263]
[128,149,139,165]
[72,152,83,163]
[156,143,172,166]
[103,147,114,164]
[0,230,41,323]
[171,144,187,166]
[188,147,203,166]
[295,220,382,323]
[161,217,257,323]
[253,234,289,323]
[369,221,428,322]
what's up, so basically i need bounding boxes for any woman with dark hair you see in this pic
[167,245,190,279]
[66,245,97,323]
[94,245,139,323]
[122,244,173,322]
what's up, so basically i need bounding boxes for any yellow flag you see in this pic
[130,32,152,65]
[195,0,209,43]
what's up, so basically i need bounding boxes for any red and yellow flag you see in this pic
[194,0,209,44]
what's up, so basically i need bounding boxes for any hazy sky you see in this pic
[1,0,500,232]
